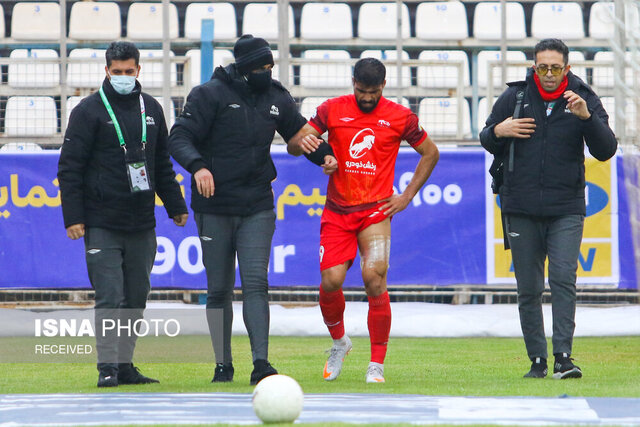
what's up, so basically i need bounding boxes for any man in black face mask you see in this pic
[169,34,320,385]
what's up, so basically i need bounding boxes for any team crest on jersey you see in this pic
[377,119,390,128]
[349,128,375,159]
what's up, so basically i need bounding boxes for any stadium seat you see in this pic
[360,50,411,88]
[568,51,586,82]
[0,5,5,39]
[473,2,526,40]
[184,3,236,41]
[127,3,179,40]
[68,1,121,40]
[415,1,468,41]
[477,97,498,131]
[477,50,528,87]
[418,97,471,138]
[299,97,330,123]
[66,96,85,125]
[11,2,60,40]
[272,50,294,87]
[589,2,640,39]
[592,51,634,88]
[531,2,584,40]
[358,3,410,40]
[299,50,352,88]
[138,50,177,89]
[185,49,233,87]
[242,3,294,40]
[67,49,106,88]
[8,49,59,88]
[0,142,43,151]
[154,97,176,128]
[5,97,57,136]
[417,50,470,88]
[300,3,352,40]
[600,96,637,135]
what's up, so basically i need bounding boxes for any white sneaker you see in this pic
[365,362,385,383]
[323,336,352,381]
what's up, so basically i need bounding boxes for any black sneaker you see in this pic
[553,353,582,379]
[97,368,118,388]
[250,359,278,385]
[212,363,234,383]
[117,363,160,385]
[523,357,548,378]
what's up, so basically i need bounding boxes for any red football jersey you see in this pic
[309,95,427,210]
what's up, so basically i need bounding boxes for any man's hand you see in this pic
[564,90,591,120]
[297,134,324,154]
[66,223,85,240]
[379,194,411,217]
[194,168,214,198]
[322,155,338,175]
[173,213,189,226]
[494,116,536,139]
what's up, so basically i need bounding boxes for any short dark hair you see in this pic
[534,38,569,65]
[353,58,386,86]
[105,41,140,67]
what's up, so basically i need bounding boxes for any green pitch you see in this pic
[1,336,639,396]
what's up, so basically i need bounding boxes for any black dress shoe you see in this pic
[250,359,277,385]
[117,363,159,384]
[212,363,234,382]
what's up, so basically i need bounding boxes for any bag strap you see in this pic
[507,87,526,173]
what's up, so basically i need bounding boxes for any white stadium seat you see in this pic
[358,3,410,40]
[138,50,177,89]
[127,3,179,40]
[473,2,526,40]
[419,97,471,138]
[5,97,57,137]
[66,96,85,126]
[242,3,294,40]
[477,50,528,87]
[477,97,498,132]
[11,2,60,40]
[8,49,59,88]
[299,97,330,123]
[69,1,121,40]
[272,50,294,87]
[301,3,352,40]
[531,2,584,40]
[360,50,411,88]
[154,97,176,128]
[592,51,634,88]
[184,3,236,41]
[0,142,43,151]
[589,2,640,39]
[185,49,233,87]
[299,50,352,88]
[67,49,106,88]
[568,51,586,82]
[0,5,5,39]
[415,1,468,41]
[417,50,470,88]
[600,97,636,135]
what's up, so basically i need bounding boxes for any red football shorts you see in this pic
[319,204,389,271]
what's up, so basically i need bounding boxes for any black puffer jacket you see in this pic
[480,68,617,216]
[58,78,187,231]
[168,64,306,216]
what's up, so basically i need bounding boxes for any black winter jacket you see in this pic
[168,64,306,216]
[58,78,187,231]
[480,68,617,216]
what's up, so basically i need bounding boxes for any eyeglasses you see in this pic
[535,64,565,76]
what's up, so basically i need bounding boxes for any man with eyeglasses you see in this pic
[480,38,617,380]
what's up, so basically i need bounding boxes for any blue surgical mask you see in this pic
[109,74,136,95]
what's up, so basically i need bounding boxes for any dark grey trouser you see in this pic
[84,227,157,371]
[195,210,276,364]
[505,214,584,360]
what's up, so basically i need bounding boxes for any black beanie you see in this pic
[234,34,274,74]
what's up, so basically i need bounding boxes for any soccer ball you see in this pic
[252,374,304,424]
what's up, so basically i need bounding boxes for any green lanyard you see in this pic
[99,86,146,151]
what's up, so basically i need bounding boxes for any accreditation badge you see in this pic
[126,161,151,192]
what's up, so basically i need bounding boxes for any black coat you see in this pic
[58,78,187,231]
[168,64,306,216]
[480,68,617,217]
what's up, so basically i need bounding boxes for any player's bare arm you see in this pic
[287,123,323,156]
[494,116,536,139]
[380,136,439,216]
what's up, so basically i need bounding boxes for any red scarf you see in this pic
[533,71,568,101]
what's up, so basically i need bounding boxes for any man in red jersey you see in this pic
[289,58,439,383]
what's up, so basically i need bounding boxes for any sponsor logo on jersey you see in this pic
[349,128,375,159]
[377,119,390,128]
[339,117,355,122]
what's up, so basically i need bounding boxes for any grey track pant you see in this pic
[195,210,276,364]
[84,227,156,371]
[505,214,584,360]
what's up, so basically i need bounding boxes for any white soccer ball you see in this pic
[252,374,304,424]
